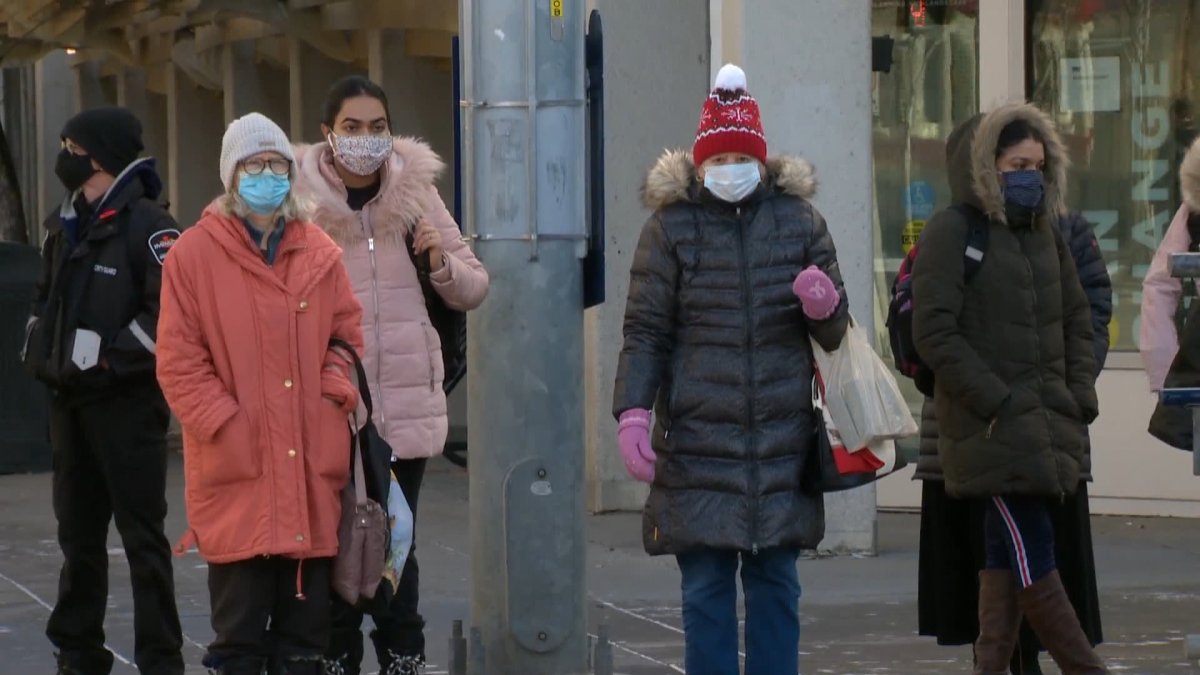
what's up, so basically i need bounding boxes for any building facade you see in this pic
[1,0,1197,547]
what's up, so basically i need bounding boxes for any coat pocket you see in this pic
[420,321,443,392]
[315,398,353,483]
[198,409,262,487]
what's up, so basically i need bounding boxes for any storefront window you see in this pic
[872,0,980,457]
[1030,0,1200,351]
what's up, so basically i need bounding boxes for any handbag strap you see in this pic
[328,337,374,422]
[329,337,373,507]
[352,436,367,507]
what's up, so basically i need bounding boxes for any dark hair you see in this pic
[995,119,1044,157]
[322,75,391,128]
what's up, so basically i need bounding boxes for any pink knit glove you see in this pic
[793,265,839,320]
[617,409,656,483]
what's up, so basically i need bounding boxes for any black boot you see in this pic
[53,653,88,675]
[378,649,425,675]
[206,655,267,675]
[278,656,323,675]
[323,631,364,675]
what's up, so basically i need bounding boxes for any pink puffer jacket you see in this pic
[294,138,488,458]
[1141,140,1200,391]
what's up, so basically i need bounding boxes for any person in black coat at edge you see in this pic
[916,113,1112,674]
[21,107,185,675]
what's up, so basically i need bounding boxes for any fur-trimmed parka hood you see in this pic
[950,103,1069,225]
[1182,137,1200,213]
[293,136,445,244]
[641,149,817,210]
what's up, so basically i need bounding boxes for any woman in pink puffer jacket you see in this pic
[1142,137,1200,392]
[293,75,488,675]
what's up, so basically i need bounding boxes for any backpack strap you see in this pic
[944,204,989,282]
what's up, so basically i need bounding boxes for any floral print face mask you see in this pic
[328,133,392,176]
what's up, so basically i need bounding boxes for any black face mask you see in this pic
[54,148,97,192]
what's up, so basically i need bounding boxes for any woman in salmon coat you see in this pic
[156,112,364,675]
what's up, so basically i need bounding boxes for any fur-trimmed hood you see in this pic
[293,136,445,244]
[960,103,1069,225]
[1182,137,1200,213]
[641,149,817,210]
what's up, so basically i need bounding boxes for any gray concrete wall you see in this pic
[34,51,73,231]
[166,64,224,228]
[74,61,115,112]
[117,69,171,198]
[288,39,358,144]
[739,0,876,553]
[223,41,290,129]
[582,0,711,513]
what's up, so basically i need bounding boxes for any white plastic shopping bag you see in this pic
[811,318,918,451]
[382,473,414,595]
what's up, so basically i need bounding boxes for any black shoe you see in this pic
[53,653,88,675]
[279,657,323,675]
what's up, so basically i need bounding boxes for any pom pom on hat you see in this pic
[693,63,767,168]
[713,63,748,93]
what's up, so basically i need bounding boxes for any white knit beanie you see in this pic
[219,112,296,191]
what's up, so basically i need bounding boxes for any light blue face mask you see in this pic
[237,172,290,214]
[703,162,761,203]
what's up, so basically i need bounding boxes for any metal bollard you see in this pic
[1185,634,1200,660]
[449,620,468,675]
[592,624,614,675]
[469,626,486,675]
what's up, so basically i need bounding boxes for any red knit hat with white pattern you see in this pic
[693,64,767,168]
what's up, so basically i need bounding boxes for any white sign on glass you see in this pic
[1060,57,1121,113]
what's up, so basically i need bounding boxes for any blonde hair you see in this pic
[218,175,313,223]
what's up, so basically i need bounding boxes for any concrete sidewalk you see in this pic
[3,456,1200,674]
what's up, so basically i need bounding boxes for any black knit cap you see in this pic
[61,106,144,176]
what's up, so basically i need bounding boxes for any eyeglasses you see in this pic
[60,139,86,155]
[241,158,292,176]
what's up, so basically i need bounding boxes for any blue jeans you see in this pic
[676,547,801,675]
[984,495,1057,588]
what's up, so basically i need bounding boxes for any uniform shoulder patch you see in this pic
[147,229,181,265]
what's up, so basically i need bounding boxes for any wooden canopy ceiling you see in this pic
[0,0,457,90]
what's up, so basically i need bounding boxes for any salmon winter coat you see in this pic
[293,138,488,460]
[157,202,364,563]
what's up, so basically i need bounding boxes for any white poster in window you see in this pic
[1059,57,1121,113]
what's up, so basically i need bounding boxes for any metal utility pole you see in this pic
[460,0,589,673]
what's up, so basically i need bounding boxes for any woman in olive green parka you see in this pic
[911,102,1106,675]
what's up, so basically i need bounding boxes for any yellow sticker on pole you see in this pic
[551,0,564,17]
[902,220,926,254]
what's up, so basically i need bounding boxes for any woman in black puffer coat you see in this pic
[613,64,849,675]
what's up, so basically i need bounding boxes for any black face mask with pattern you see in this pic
[54,148,97,192]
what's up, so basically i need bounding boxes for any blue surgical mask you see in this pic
[237,172,291,214]
[1001,169,1044,210]
[704,162,761,203]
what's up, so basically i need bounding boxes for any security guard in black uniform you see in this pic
[22,107,184,675]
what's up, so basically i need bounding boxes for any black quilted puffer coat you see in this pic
[612,150,849,556]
